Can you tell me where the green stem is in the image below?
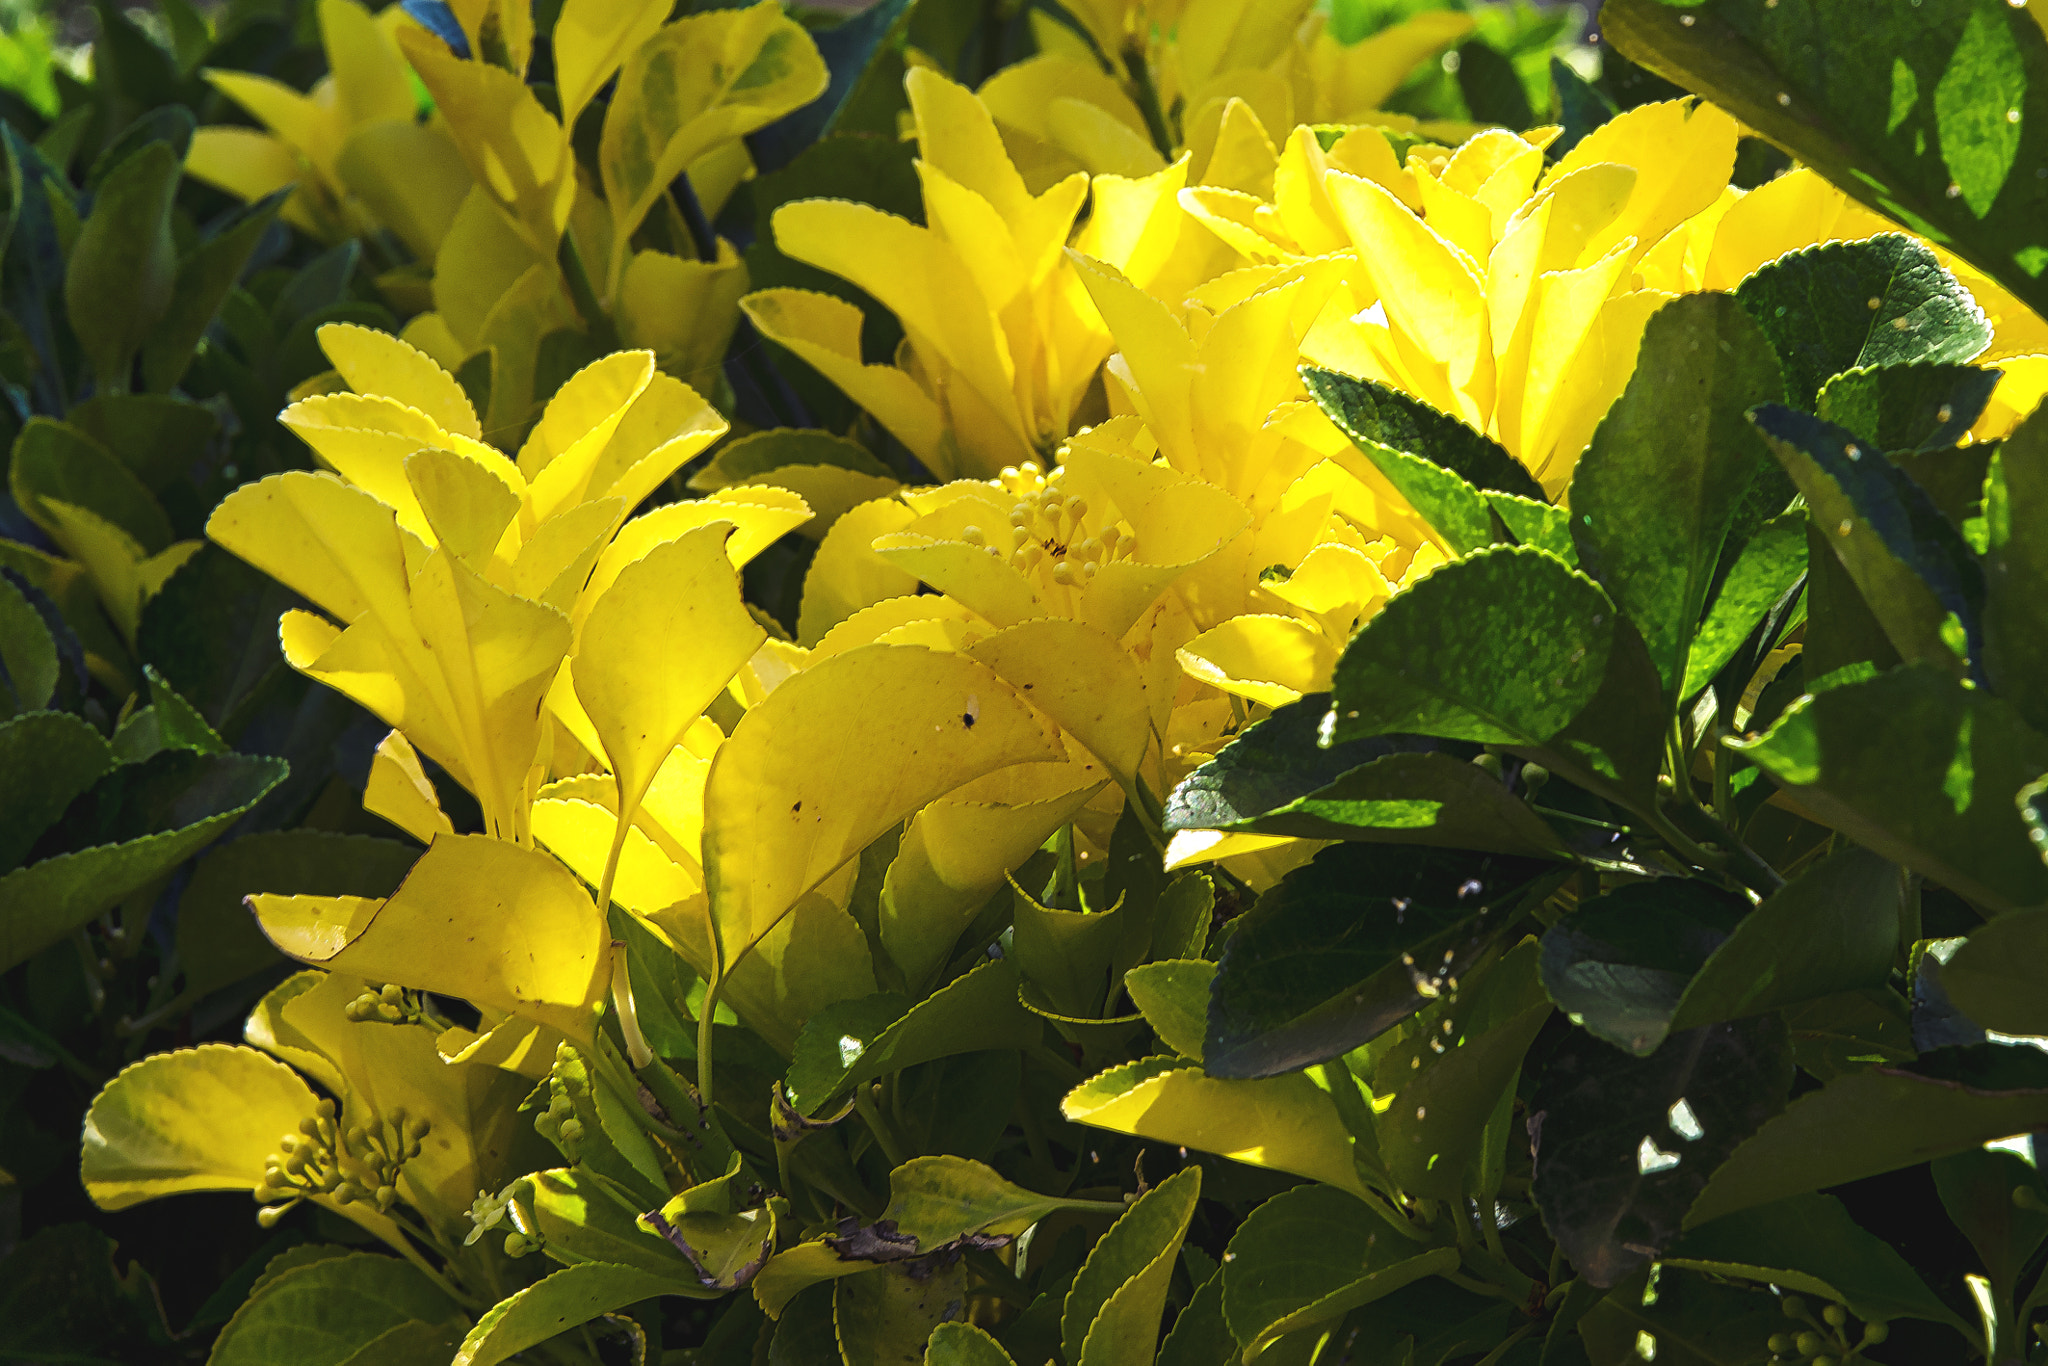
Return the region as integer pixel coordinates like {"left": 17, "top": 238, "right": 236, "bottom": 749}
{"left": 1120, "top": 41, "right": 1176, "bottom": 159}
{"left": 853, "top": 1085, "right": 909, "bottom": 1168}
{"left": 695, "top": 964, "right": 723, "bottom": 1112}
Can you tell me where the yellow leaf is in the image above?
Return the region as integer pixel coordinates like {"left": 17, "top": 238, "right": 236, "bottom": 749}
{"left": 515, "top": 350, "right": 656, "bottom": 484}
{"left": 881, "top": 760, "right": 1107, "bottom": 989}
{"left": 1063, "top": 1057, "right": 1371, "bottom": 1198}
{"left": 364, "top": 729, "right": 454, "bottom": 844}
{"left": 319, "top": 0, "right": 416, "bottom": 129}
{"left": 531, "top": 794, "right": 700, "bottom": 914}
{"left": 552, "top": 0, "right": 669, "bottom": 133}
{"left": 399, "top": 27, "right": 572, "bottom": 246}
{"left": 795, "top": 496, "right": 919, "bottom": 646}
{"left": 335, "top": 119, "right": 475, "bottom": 261}
{"left": 575, "top": 525, "right": 766, "bottom": 824}
{"left": 599, "top": 1, "right": 827, "bottom": 288}
{"left": 507, "top": 498, "right": 620, "bottom": 612}
{"left": 83, "top": 1044, "right": 321, "bottom": 1209}
{"left": 404, "top": 447, "right": 521, "bottom": 569}
{"left": 184, "top": 127, "right": 302, "bottom": 206}
{"left": 320, "top": 322, "right": 482, "bottom": 441}
{"left": 1177, "top": 614, "right": 1333, "bottom": 708}
{"left": 965, "top": 618, "right": 1151, "bottom": 789}
{"left": 652, "top": 891, "right": 875, "bottom": 1055}
{"left": 616, "top": 244, "right": 750, "bottom": 396}
{"left": 207, "top": 470, "right": 420, "bottom": 631}
{"left": 250, "top": 834, "right": 608, "bottom": 1043}
{"left": 703, "top": 645, "right": 1061, "bottom": 971}
{"left": 579, "top": 490, "right": 810, "bottom": 632}
{"left": 739, "top": 290, "right": 947, "bottom": 471}
{"left": 576, "top": 371, "right": 730, "bottom": 518}
{"left": 204, "top": 70, "right": 337, "bottom": 177}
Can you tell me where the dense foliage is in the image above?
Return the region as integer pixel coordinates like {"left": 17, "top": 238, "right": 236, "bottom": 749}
{"left": 5, "top": 0, "right": 2048, "bottom": 1363}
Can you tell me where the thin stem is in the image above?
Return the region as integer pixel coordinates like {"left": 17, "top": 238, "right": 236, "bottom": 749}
{"left": 695, "top": 963, "right": 723, "bottom": 1111}
{"left": 1439, "top": 1268, "right": 1520, "bottom": 1303}
{"left": 853, "top": 1085, "right": 909, "bottom": 1168}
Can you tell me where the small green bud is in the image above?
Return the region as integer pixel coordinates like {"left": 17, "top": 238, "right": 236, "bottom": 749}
{"left": 1471, "top": 753, "right": 1505, "bottom": 781}
{"left": 1861, "top": 1322, "right": 1889, "bottom": 1345}
{"left": 316, "top": 1098, "right": 336, "bottom": 1119}
{"left": 1766, "top": 1334, "right": 1790, "bottom": 1353}
{"left": 1812, "top": 1356, "right": 1836, "bottom": 1366}
{"left": 335, "top": 1181, "right": 363, "bottom": 1205}
{"left": 256, "top": 1202, "right": 294, "bottom": 1229}
{"left": 1781, "top": 1297, "right": 1807, "bottom": 1319}
{"left": 1794, "top": 1332, "right": 1822, "bottom": 1355}
{"left": 1822, "top": 1305, "right": 1846, "bottom": 1328}
{"left": 558, "top": 1117, "right": 584, "bottom": 1145}
{"left": 1520, "top": 763, "right": 1550, "bottom": 797}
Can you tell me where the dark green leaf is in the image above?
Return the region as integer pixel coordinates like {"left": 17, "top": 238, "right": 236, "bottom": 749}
{"left": 65, "top": 140, "right": 180, "bottom": 389}
{"left": 1458, "top": 40, "right": 1536, "bottom": 129}
{"left": 1816, "top": 363, "right": 2000, "bottom": 455}
{"left": 1670, "top": 847, "right": 1905, "bottom": 1032}
{"left": 1983, "top": 405, "right": 2048, "bottom": 731}
{"left": 1666, "top": 1194, "right": 1967, "bottom": 1327}
{"left": 1800, "top": 518, "right": 1901, "bottom": 680}
{"left": 1933, "top": 1147, "right": 2048, "bottom": 1314}
{"left": 1374, "top": 941, "right": 1553, "bottom": 1198}
{"left": 1548, "top": 54, "right": 1617, "bottom": 162}
{"left": 1570, "top": 293, "right": 1786, "bottom": 696}
{"left": 1753, "top": 404, "right": 1984, "bottom": 676}
{"left": 10, "top": 417, "right": 175, "bottom": 554}
{"left": 784, "top": 959, "right": 1038, "bottom": 1115}
{"left": 0, "top": 1223, "right": 165, "bottom": 1359}
{"left": 65, "top": 394, "right": 219, "bottom": 497}
{"left": 1205, "top": 842, "right": 1556, "bottom": 1078}
{"left": 1738, "top": 235, "right": 1992, "bottom": 409}
{"left": 1686, "top": 512, "right": 1806, "bottom": 705}
{"left": 135, "top": 544, "right": 295, "bottom": 733}
{"left": 1329, "top": 545, "right": 1664, "bottom": 795}
{"left": 1059, "top": 1166, "right": 1200, "bottom": 1366}
{"left": 83, "top": 105, "right": 195, "bottom": 192}
{"left": 0, "top": 570, "right": 60, "bottom": 717}
{"left": 176, "top": 831, "right": 419, "bottom": 1000}
{"left": 209, "top": 1252, "right": 462, "bottom": 1366}
{"left": 143, "top": 188, "right": 287, "bottom": 394}
{"left": 1529, "top": 1015, "right": 1793, "bottom": 1286}
{"left": 1155, "top": 1269, "right": 1230, "bottom": 1366}
{"left": 1687, "top": 1044, "right": 2048, "bottom": 1227}
{"left": 1220, "top": 1185, "right": 1451, "bottom": 1354}
{"left": 1604, "top": 0, "right": 2048, "bottom": 322}
{"left": 0, "top": 750, "right": 285, "bottom": 971}
{"left": 1730, "top": 663, "right": 2048, "bottom": 912}
{"left": 0, "top": 710, "right": 114, "bottom": 871}
{"left": 1574, "top": 1265, "right": 1786, "bottom": 1366}
{"left": 1487, "top": 491, "right": 1578, "bottom": 562}
{"left": 1941, "top": 907, "right": 2048, "bottom": 1035}
{"left": 1303, "top": 368, "right": 1545, "bottom": 554}
{"left": 1539, "top": 881, "right": 1748, "bottom": 1056}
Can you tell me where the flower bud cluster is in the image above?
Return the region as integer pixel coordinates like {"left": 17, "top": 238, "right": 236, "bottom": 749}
{"left": 466, "top": 1179, "right": 542, "bottom": 1257}
{"left": 979, "top": 460, "right": 1136, "bottom": 598}
{"left": 255, "top": 1097, "right": 429, "bottom": 1225}
{"left": 534, "top": 1085, "right": 585, "bottom": 1160}
{"left": 344, "top": 982, "right": 427, "bottom": 1025}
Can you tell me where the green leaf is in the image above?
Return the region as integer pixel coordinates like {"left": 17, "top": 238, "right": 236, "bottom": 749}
{"left": 529, "top": 1167, "right": 704, "bottom": 1279}
{"left": 65, "top": 140, "right": 180, "bottom": 390}
{"left": 1933, "top": 1147, "right": 2048, "bottom": 1322}
{"left": 1012, "top": 882, "right": 1131, "bottom": 1023}
{"left": 1938, "top": 907, "right": 2048, "bottom": 1034}
{"left": 1062, "top": 1058, "right": 1371, "bottom": 1197}
{"left": 0, "top": 571, "right": 60, "bottom": 715}
{"left": 1983, "top": 405, "right": 2048, "bottom": 732}
{"left": 1752, "top": 404, "right": 1984, "bottom": 676}
{"left": 0, "top": 1223, "right": 167, "bottom": 1360}
{"left": 80, "top": 1043, "right": 320, "bottom": 1209}
{"left": 455, "top": 1263, "right": 691, "bottom": 1366}
{"left": 176, "top": 831, "right": 420, "bottom": 1003}
{"left": 836, "top": 1262, "right": 967, "bottom": 1366}
{"left": 1329, "top": 546, "right": 1664, "bottom": 794}
{"left": 0, "top": 750, "right": 286, "bottom": 971}
{"left": 1124, "top": 959, "right": 1213, "bottom": 1061}
{"left": 1374, "top": 941, "right": 1553, "bottom": 1199}
{"left": 1155, "top": 1268, "right": 1230, "bottom": 1366}
{"left": 208, "top": 1252, "right": 462, "bottom": 1366}
{"left": 1669, "top": 848, "right": 1906, "bottom": 1032}
{"left": 1487, "top": 490, "right": 1579, "bottom": 562}
{"left": 1221, "top": 1184, "right": 1454, "bottom": 1356}
{"left": 1164, "top": 695, "right": 1565, "bottom": 856}
{"left": 1061, "top": 1166, "right": 1200, "bottom": 1366}
{"left": 873, "top": 1155, "right": 1116, "bottom": 1247}
{"left": 925, "top": 1322, "right": 1019, "bottom": 1366}
{"left": 1529, "top": 1016, "right": 1794, "bottom": 1287}
{"left": 1569, "top": 294, "right": 1787, "bottom": 697}
{"left": 1687, "top": 1044, "right": 2048, "bottom": 1227}
{"left": 1682, "top": 512, "right": 1807, "bottom": 703}
{"left": 10, "top": 417, "right": 175, "bottom": 554}
{"left": 691, "top": 428, "right": 896, "bottom": 490}
{"left": 1816, "top": 363, "right": 2000, "bottom": 456}
{"left": 335, "top": 1320, "right": 468, "bottom": 1366}
{"left": 1666, "top": 1194, "right": 1968, "bottom": 1327}
{"left": 1303, "top": 368, "right": 1544, "bottom": 554}
{"left": 1729, "top": 663, "right": 2048, "bottom": 912}
{"left": 0, "top": 709, "right": 113, "bottom": 870}
{"left": 784, "top": 959, "right": 1039, "bottom": 1115}
{"left": 1603, "top": 0, "right": 2048, "bottom": 322}
{"left": 1734, "top": 235, "right": 1992, "bottom": 410}
{"left": 135, "top": 545, "right": 296, "bottom": 732}
{"left": 64, "top": 394, "right": 219, "bottom": 497}
{"left": 1575, "top": 1265, "right": 1789, "bottom": 1366}
{"left": 144, "top": 189, "right": 286, "bottom": 394}
{"left": 1540, "top": 880, "right": 1749, "bottom": 1057}
{"left": 1206, "top": 842, "right": 1558, "bottom": 1078}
